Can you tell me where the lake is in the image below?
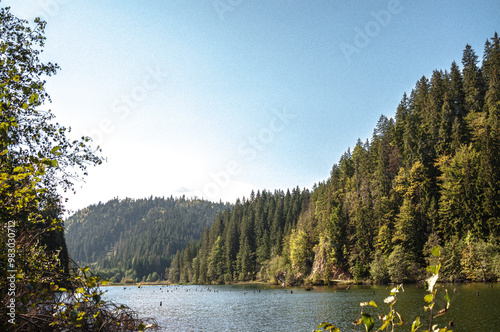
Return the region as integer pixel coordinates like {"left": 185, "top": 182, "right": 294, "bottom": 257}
{"left": 102, "top": 283, "right": 500, "bottom": 331}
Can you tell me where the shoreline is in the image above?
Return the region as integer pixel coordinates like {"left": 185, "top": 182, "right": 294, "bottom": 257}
{"left": 100, "top": 279, "right": 497, "bottom": 288}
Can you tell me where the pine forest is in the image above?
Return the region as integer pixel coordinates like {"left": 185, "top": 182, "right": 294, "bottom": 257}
{"left": 165, "top": 33, "right": 500, "bottom": 285}
{"left": 65, "top": 33, "right": 500, "bottom": 286}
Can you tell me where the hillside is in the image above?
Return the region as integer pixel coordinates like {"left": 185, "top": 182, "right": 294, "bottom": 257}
{"left": 65, "top": 196, "right": 229, "bottom": 281}
{"left": 170, "top": 33, "right": 500, "bottom": 285}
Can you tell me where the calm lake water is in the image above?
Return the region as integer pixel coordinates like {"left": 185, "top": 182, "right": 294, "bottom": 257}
{"left": 102, "top": 283, "right": 500, "bottom": 331}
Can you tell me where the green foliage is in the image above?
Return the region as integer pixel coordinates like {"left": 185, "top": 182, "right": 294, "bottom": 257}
{"left": 301, "top": 33, "right": 500, "bottom": 285}
{"left": 0, "top": 6, "right": 154, "bottom": 330}
{"left": 63, "top": 32, "right": 500, "bottom": 289}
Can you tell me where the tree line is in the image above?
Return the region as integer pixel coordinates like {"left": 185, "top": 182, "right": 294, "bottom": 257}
{"left": 168, "top": 33, "right": 500, "bottom": 285}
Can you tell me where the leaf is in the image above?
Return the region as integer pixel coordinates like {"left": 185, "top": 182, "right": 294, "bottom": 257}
{"left": 444, "top": 289, "right": 450, "bottom": 303}
{"left": 50, "top": 146, "right": 61, "bottom": 154}
{"left": 360, "top": 300, "right": 378, "bottom": 308}
{"left": 378, "top": 321, "right": 390, "bottom": 331}
{"left": 431, "top": 246, "right": 441, "bottom": 257}
{"left": 29, "top": 92, "right": 39, "bottom": 103}
{"left": 424, "top": 294, "right": 433, "bottom": 303}
{"left": 317, "top": 322, "right": 339, "bottom": 331}
{"left": 426, "top": 265, "right": 438, "bottom": 275}
{"left": 395, "top": 312, "right": 404, "bottom": 326}
{"left": 43, "top": 159, "right": 59, "bottom": 167}
{"left": 75, "top": 287, "right": 85, "bottom": 294}
{"left": 411, "top": 317, "right": 421, "bottom": 332}
{"left": 362, "top": 313, "right": 375, "bottom": 332}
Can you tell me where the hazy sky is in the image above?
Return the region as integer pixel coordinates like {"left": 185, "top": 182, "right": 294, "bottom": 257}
{"left": 3, "top": 0, "right": 499, "bottom": 214}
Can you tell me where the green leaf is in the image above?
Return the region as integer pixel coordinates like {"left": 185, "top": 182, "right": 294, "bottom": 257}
{"left": 43, "top": 159, "right": 59, "bottom": 167}
{"left": 50, "top": 146, "right": 61, "bottom": 154}
{"left": 411, "top": 316, "right": 421, "bottom": 332}
{"left": 431, "top": 246, "right": 441, "bottom": 257}
{"left": 362, "top": 313, "right": 375, "bottom": 332}
{"left": 360, "top": 300, "right": 378, "bottom": 308}
{"left": 75, "top": 287, "right": 85, "bottom": 294}
{"left": 426, "top": 265, "right": 438, "bottom": 275}
{"left": 424, "top": 294, "right": 433, "bottom": 303}
{"left": 29, "top": 92, "right": 39, "bottom": 103}
{"left": 317, "top": 322, "right": 339, "bottom": 331}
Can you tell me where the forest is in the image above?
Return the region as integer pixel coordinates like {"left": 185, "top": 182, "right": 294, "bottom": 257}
{"left": 167, "top": 32, "right": 500, "bottom": 285}
{"left": 64, "top": 196, "right": 229, "bottom": 282}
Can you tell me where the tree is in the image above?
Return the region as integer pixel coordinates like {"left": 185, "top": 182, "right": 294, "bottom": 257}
{"left": 207, "top": 236, "right": 224, "bottom": 283}
{"left": 392, "top": 162, "right": 427, "bottom": 261}
{"left": 462, "top": 44, "right": 485, "bottom": 114}
{"left": 437, "top": 145, "right": 482, "bottom": 238}
{"left": 289, "top": 229, "right": 309, "bottom": 274}
{"left": 0, "top": 6, "right": 156, "bottom": 331}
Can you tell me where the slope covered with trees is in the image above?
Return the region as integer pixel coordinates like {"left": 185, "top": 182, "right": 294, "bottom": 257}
{"left": 166, "top": 188, "right": 310, "bottom": 284}
{"left": 64, "top": 196, "right": 229, "bottom": 282}
{"left": 170, "top": 33, "right": 500, "bottom": 285}
{"left": 167, "top": 188, "right": 310, "bottom": 284}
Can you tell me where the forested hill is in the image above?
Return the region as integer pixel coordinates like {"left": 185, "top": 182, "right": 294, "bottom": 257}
{"left": 169, "top": 33, "right": 500, "bottom": 285}
{"left": 64, "top": 196, "right": 229, "bottom": 282}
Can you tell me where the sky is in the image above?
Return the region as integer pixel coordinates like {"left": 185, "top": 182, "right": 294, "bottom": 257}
{"left": 3, "top": 0, "right": 499, "bottom": 215}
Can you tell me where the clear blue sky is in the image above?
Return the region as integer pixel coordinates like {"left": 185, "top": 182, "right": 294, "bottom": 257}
{"left": 3, "top": 0, "right": 499, "bottom": 214}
